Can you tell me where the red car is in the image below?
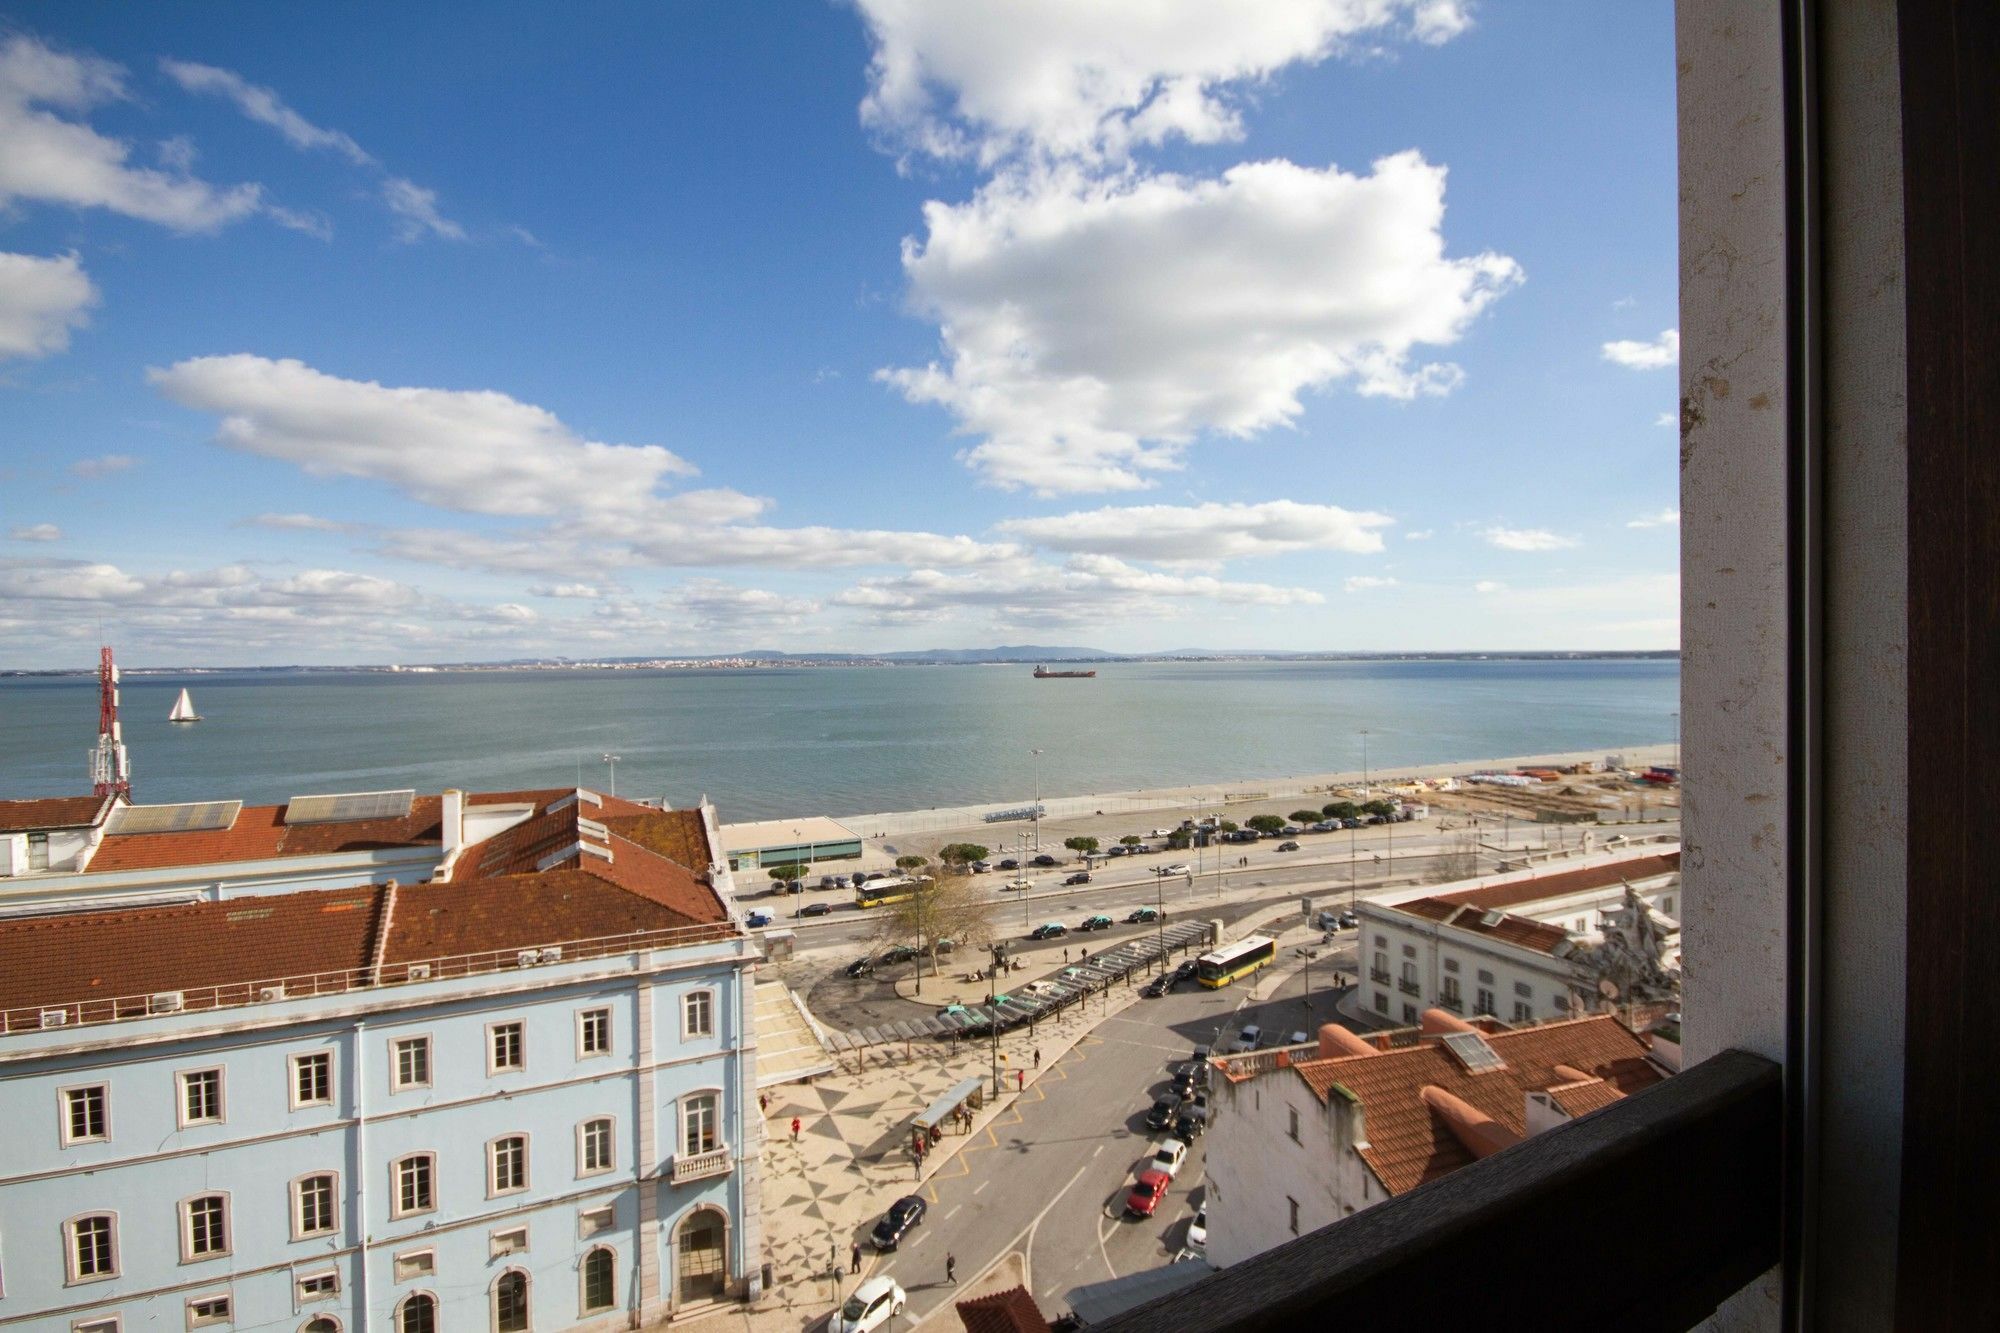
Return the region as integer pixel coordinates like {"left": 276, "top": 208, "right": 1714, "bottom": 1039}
{"left": 1125, "top": 1169, "right": 1171, "bottom": 1218}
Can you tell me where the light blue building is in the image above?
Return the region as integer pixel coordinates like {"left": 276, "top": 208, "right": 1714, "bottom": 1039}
{"left": 0, "top": 788, "right": 764, "bottom": 1332}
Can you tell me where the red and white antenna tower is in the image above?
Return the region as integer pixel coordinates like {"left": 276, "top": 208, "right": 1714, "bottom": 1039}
{"left": 91, "top": 646, "right": 131, "bottom": 799}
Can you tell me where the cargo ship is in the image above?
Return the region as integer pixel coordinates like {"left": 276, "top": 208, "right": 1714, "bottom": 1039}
{"left": 1032, "top": 666, "right": 1096, "bottom": 678}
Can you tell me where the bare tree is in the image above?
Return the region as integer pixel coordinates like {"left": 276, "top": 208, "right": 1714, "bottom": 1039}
{"left": 877, "top": 869, "right": 996, "bottom": 996}
{"left": 1429, "top": 830, "right": 1481, "bottom": 884}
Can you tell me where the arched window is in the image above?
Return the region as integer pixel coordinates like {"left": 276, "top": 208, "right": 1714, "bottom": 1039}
{"left": 397, "top": 1293, "right": 435, "bottom": 1333}
{"left": 493, "top": 1268, "right": 530, "bottom": 1332}
{"left": 581, "top": 1246, "right": 616, "bottom": 1313}
{"left": 303, "top": 1318, "right": 341, "bottom": 1333}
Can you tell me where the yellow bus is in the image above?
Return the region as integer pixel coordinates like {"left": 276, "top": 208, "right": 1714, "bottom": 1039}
{"left": 854, "top": 875, "right": 934, "bottom": 908}
{"left": 1196, "top": 935, "right": 1276, "bottom": 988}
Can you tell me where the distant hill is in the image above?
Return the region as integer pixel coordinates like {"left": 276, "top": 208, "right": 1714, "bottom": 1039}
{"left": 875, "top": 645, "right": 1110, "bottom": 663}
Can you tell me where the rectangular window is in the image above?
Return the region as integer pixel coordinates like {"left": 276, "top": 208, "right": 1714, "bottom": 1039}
{"left": 187, "top": 1295, "right": 231, "bottom": 1328}
{"left": 578, "top": 1205, "right": 616, "bottom": 1238}
{"left": 179, "top": 1070, "right": 224, "bottom": 1126}
{"left": 62, "top": 1085, "right": 108, "bottom": 1144}
{"left": 294, "top": 1174, "right": 337, "bottom": 1237}
{"left": 490, "top": 1227, "right": 528, "bottom": 1258}
{"left": 1662, "top": 894, "right": 1676, "bottom": 915}
{"left": 1373, "top": 934, "right": 1386, "bottom": 948}
{"left": 489, "top": 1021, "right": 525, "bottom": 1074}
{"left": 183, "top": 1195, "right": 229, "bottom": 1258}
{"left": 682, "top": 1092, "right": 718, "bottom": 1155}
{"left": 394, "top": 1155, "right": 434, "bottom": 1217}
{"left": 392, "top": 1037, "right": 430, "bottom": 1090}
{"left": 1442, "top": 957, "right": 1460, "bottom": 974}
{"left": 75, "top": 1321, "right": 119, "bottom": 1333}
{"left": 1374, "top": 990, "right": 1389, "bottom": 1013}
{"left": 1477, "top": 968, "right": 1495, "bottom": 985}
{"left": 1514, "top": 980, "right": 1533, "bottom": 997}
{"left": 1476, "top": 987, "right": 1496, "bottom": 1016}
{"left": 490, "top": 1135, "right": 527, "bottom": 1195}
{"left": 1287, "top": 1196, "right": 1300, "bottom": 1235}
{"left": 1286, "top": 1105, "right": 1300, "bottom": 1142}
{"left": 67, "top": 1215, "right": 116, "bottom": 1281}
{"left": 1402, "top": 1003, "right": 1418, "bottom": 1025}
{"left": 1400, "top": 961, "right": 1416, "bottom": 983}
{"left": 578, "top": 1007, "right": 611, "bottom": 1057}
{"left": 580, "top": 1118, "right": 614, "bottom": 1175}
{"left": 26, "top": 832, "right": 49, "bottom": 870}
{"left": 1400, "top": 943, "right": 1416, "bottom": 958}
{"left": 297, "top": 1271, "right": 340, "bottom": 1301}
{"left": 1441, "top": 977, "right": 1462, "bottom": 1004}
{"left": 1512, "top": 1001, "right": 1533, "bottom": 1022}
{"left": 292, "top": 1052, "right": 333, "bottom": 1108}
{"left": 393, "top": 1250, "right": 434, "bottom": 1281}
{"left": 682, "top": 990, "right": 715, "bottom": 1039}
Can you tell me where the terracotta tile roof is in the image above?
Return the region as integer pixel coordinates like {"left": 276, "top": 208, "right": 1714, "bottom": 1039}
{"left": 1548, "top": 1077, "right": 1626, "bottom": 1118}
{"left": 1432, "top": 852, "right": 1681, "bottom": 911}
{"left": 955, "top": 1286, "right": 1053, "bottom": 1333}
{"left": 0, "top": 795, "right": 114, "bottom": 832}
{"left": 1292, "top": 1015, "right": 1663, "bottom": 1196}
{"left": 1392, "top": 898, "right": 1575, "bottom": 956}
{"left": 598, "top": 805, "right": 712, "bottom": 871}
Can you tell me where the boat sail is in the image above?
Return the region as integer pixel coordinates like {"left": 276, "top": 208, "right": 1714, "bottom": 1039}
{"left": 168, "top": 688, "right": 202, "bottom": 723}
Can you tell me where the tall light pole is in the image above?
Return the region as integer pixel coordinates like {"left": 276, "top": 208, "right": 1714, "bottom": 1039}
{"left": 1031, "top": 748, "right": 1044, "bottom": 852}
{"left": 1359, "top": 729, "right": 1371, "bottom": 798}
{"left": 601, "top": 753, "right": 621, "bottom": 797}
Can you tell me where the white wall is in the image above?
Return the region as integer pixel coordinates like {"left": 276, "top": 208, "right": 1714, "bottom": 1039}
{"left": 1204, "top": 1066, "right": 1379, "bottom": 1268}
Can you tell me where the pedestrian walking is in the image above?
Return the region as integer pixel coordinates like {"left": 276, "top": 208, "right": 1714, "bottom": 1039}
{"left": 1063, "top": 948, "right": 1069, "bottom": 962}
{"left": 1016, "top": 1069, "right": 1024, "bottom": 1091}
{"left": 790, "top": 1116, "right": 801, "bottom": 1143}
{"left": 759, "top": 1091, "right": 768, "bottom": 1114}
{"left": 1034, "top": 1047, "right": 1041, "bottom": 1068}
{"left": 850, "top": 1242, "right": 862, "bottom": 1274}
{"left": 946, "top": 1252, "right": 957, "bottom": 1284}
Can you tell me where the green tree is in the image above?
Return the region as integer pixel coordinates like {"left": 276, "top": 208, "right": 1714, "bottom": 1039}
{"left": 1120, "top": 834, "right": 1142, "bottom": 847}
{"left": 765, "top": 863, "right": 805, "bottom": 883}
{"left": 1290, "top": 810, "right": 1323, "bottom": 825}
{"left": 937, "top": 843, "right": 989, "bottom": 867}
{"left": 1322, "top": 801, "right": 1359, "bottom": 820}
{"left": 1218, "top": 820, "right": 1239, "bottom": 833}
{"left": 1165, "top": 828, "right": 1193, "bottom": 850}
{"left": 895, "top": 854, "right": 930, "bottom": 873}
{"left": 1247, "top": 815, "right": 1285, "bottom": 835}
{"left": 1362, "top": 799, "right": 1397, "bottom": 818}
{"left": 1063, "top": 835, "right": 1100, "bottom": 855}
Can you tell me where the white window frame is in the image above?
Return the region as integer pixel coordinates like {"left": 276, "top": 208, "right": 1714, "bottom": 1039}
{"left": 291, "top": 1171, "right": 340, "bottom": 1240}
{"left": 177, "top": 1068, "right": 226, "bottom": 1128}
{"left": 63, "top": 1212, "right": 119, "bottom": 1284}
{"left": 577, "top": 1007, "right": 612, "bottom": 1058}
{"left": 391, "top": 1154, "right": 436, "bottom": 1219}
{"left": 678, "top": 1089, "right": 721, "bottom": 1157}
{"left": 392, "top": 1249, "right": 435, "bottom": 1282}
{"left": 60, "top": 1083, "right": 110, "bottom": 1146}
{"left": 185, "top": 1293, "right": 232, "bottom": 1328}
{"left": 390, "top": 1035, "right": 432, "bottom": 1092}
{"left": 179, "top": 1191, "right": 232, "bottom": 1262}
{"left": 579, "top": 1245, "right": 617, "bottom": 1314}
{"left": 393, "top": 1292, "right": 437, "bottom": 1333}
{"left": 577, "top": 1116, "right": 616, "bottom": 1177}
{"left": 290, "top": 1052, "right": 334, "bottom": 1110}
{"left": 487, "top": 1020, "right": 526, "bottom": 1076}
{"left": 491, "top": 1267, "right": 532, "bottom": 1333}
{"left": 299, "top": 1317, "right": 343, "bottom": 1333}
{"left": 487, "top": 1133, "right": 529, "bottom": 1197}
{"left": 681, "top": 989, "right": 715, "bottom": 1040}
{"left": 296, "top": 1269, "right": 341, "bottom": 1303}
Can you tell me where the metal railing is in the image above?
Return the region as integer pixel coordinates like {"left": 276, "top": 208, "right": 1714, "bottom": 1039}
{"left": 669, "top": 1144, "right": 732, "bottom": 1184}
{"left": 1438, "top": 995, "right": 1464, "bottom": 1013}
{"left": 3, "top": 919, "right": 740, "bottom": 1037}
{"left": 1369, "top": 968, "right": 1392, "bottom": 984}
{"left": 1398, "top": 978, "right": 1421, "bottom": 995}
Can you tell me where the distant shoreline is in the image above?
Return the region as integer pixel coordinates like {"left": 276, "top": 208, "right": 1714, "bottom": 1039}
{"left": 1, "top": 650, "right": 1680, "bottom": 679}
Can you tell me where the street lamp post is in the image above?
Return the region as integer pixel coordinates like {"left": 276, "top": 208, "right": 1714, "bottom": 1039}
{"left": 601, "top": 753, "right": 621, "bottom": 797}
{"left": 1297, "top": 946, "right": 1313, "bottom": 1011}
{"left": 1031, "top": 748, "right": 1044, "bottom": 853}
{"left": 1359, "top": 729, "right": 1371, "bottom": 798}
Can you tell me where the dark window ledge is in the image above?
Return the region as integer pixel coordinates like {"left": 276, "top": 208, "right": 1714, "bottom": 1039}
{"left": 1091, "top": 1048, "right": 1779, "bottom": 1333}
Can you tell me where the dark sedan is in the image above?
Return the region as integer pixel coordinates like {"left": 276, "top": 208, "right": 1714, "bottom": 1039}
{"left": 1146, "top": 1094, "right": 1183, "bottom": 1130}
{"left": 1032, "top": 853, "right": 1059, "bottom": 867}
{"left": 1064, "top": 871, "right": 1093, "bottom": 886}
{"left": 799, "top": 901, "right": 834, "bottom": 918}
{"left": 870, "top": 1195, "right": 927, "bottom": 1250}
{"left": 996, "top": 858, "right": 1020, "bottom": 870}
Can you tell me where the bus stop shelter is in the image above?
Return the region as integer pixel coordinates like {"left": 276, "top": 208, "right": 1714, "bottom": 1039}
{"left": 910, "top": 1075, "right": 986, "bottom": 1153}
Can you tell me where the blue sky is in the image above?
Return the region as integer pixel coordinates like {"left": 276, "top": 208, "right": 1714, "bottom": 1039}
{"left": 0, "top": 1, "right": 1678, "bottom": 667}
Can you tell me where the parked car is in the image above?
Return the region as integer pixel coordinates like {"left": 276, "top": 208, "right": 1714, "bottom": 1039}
{"left": 1133, "top": 843, "right": 1156, "bottom": 854}
{"left": 1173, "top": 959, "right": 1199, "bottom": 982}
{"left": 869, "top": 1196, "right": 927, "bottom": 1250}
{"left": 1288, "top": 1030, "right": 1311, "bottom": 1045}
{"left": 1106, "top": 845, "right": 1129, "bottom": 857}
{"left": 831, "top": 873, "right": 853, "bottom": 888}
{"left": 1338, "top": 910, "right": 1359, "bottom": 929}
{"left": 1125, "top": 1170, "right": 1171, "bottom": 1218}
{"left": 845, "top": 957, "right": 874, "bottom": 978}
{"left": 1139, "top": 976, "right": 1168, "bottom": 998}
{"left": 1078, "top": 914, "right": 1113, "bottom": 931}
{"left": 1161, "top": 862, "right": 1191, "bottom": 875}
{"left": 1032, "top": 853, "right": 1059, "bottom": 867}
{"left": 1232, "top": 1024, "right": 1262, "bottom": 1052}
{"left": 745, "top": 910, "right": 773, "bottom": 927}
{"left": 1146, "top": 1093, "right": 1183, "bottom": 1130}
{"left": 1003, "top": 877, "right": 1033, "bottom": 891}
{"left": 1310, "top": 821, "right": 1338, "bottom": 832}
{"left": 1186, "top": 1207, "right": 1208, "bottom": 1254}
{"left": 830, "top": 1276, "right": 907, "bottom": 1333}
{"left": 1172, "top": 1109, "right": 1206, "bottom": 1142}
{"left": 1150, "top": 827, "right": 1175, "bottom": 837}
{"left": 1126, "top": 906, "right": 1162, "bottom": 924}
{"left": 799, "top": 901, "right": 834, "bottom": 918}
{"left": 1065, "top": 871, "right": 1093, "bottom": 886}
{"left": 1282, "top": 825, "right": 1304, "bottom": 836}
{"left": 1029, "top": 922, "right": 1069, "bottom": 940}
{"left": 1149, "top": 1138, "right": 1189, "bottom": 1178}
{"left": 937, "top": 1003, "right": 971, "bottom": 1019}
{"left": 1276, "top": 840, "right": 1301, "bottom": 852}
{"left": 970, "top": 860, "right": 992, "bottom": 873}
{"left": 997, "top": 858, "right": 1020, "bottom": 870}
{"left": 879, "top": 945, "right": 920, "bottom": 964}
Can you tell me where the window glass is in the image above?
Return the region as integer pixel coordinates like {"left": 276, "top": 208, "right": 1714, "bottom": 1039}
{"left": 683, "top": 1093, "right": 718, "bottom": 1155}
{"left": 64, "top": 1085, "right": 107, "bottom": 1142}
{"left": 683, "top": 991, "right": 714, "bottom": 1038}
{"left": 491, "top": 1136, "right": 527, "bottom": 1193}
{"left": 186, "top": 1194, "right": 228, "bottom": 1256}
{"left": 297, "top": 1174, "right": 337, "bottom": 1235}
{"left": 491, "top": 1022, "right": 524, "bottom": 1072}
{"left": 583, "top": 1248, "right": 615, "bottom": 1311}
{"left": 182, "top": 1069, "right": 224, "bottom": 1124}
{"left": 294, "top": 1052, "right": 333, "bottom": 1105}
{"left": 398, "top": 1294, "right": 435, "bottom": 1333}
{"left": 582, "top": 1118, "right": 613, "bottom": 1173}
{"left": 70, "top": 1214, "right": 115, "bottom": 1278}
{"left": 495, "top": 1271, "right": 529, "bottom": 1332}
{"left": 579, "top": 1008, "right": 611, "bottom": 1055}
{"left": 396, "top": 1156, "right": 434, "bottom": 1214}
{"left": 393, "top": 1037, "right": 430, "bottom": 1089}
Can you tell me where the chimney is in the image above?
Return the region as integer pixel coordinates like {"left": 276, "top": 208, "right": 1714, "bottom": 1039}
{"left": 1318, "top": 1023, "right": 1380, "bottom": 1059}
{"left": 1421, "top": 1085, "right": 1523, "bottom": 1160}
{"left": 1420, "top": 1007, "right": 1478, "bottom": 1037}
{"left": 441, "top": 789, "right": 464, "bottom": 856}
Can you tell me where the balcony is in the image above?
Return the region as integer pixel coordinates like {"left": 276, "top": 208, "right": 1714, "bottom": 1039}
{"left": 1397, "top": 978, "right": 1420, "bottom": 996}
{"left": 668, "top": 1144, "right": 732, "bottom": 1185}
{"left": 1368, "top": 968, "right": 1391, "bottom": 985}
{"left": 1438, "top": 995, "right": 1464, "bottom": 1014}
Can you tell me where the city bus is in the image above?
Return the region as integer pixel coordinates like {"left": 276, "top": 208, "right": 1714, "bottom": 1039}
{"left": 1195, "top": 934, "right": 1276, "bottom": 988}
{"left": 853, "top": 875, "right": 934, "bottom": 908}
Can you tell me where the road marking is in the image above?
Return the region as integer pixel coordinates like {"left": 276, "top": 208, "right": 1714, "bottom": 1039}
{"left": 1092, "top": 1144, "right": 1104, "bottom": 1158}
{"left": 973, "top": 1180, "right": 989, "bottom": 1195}
{"left": 943, "top": 1205, "right": 961, "bottom": 1221}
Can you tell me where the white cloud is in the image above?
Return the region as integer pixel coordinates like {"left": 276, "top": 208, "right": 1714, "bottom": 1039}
{"left": 381, "top": 177, "right": 465, "bottom": 242}
{"left": 72, "top": 453, "right": 136, "bottom": 478}
{"left": 249, "top": 511, "right": 351, "bottom": 532}
{"left": 530, "top": 582, "right": 605, "bottom": 600}
{"left": 1343, "top": 575, "right": 1397, "bottom": 592}
{"left": 1473, "top": 579, "right": 1505, "bottom": 593}
{"left": 885, "top": 154, "right": 1520, "bottom": 493}
{"left": 654, "top": 580, "right": 821, "bottom": 633}
{"left": 150, "top": 355, "right": 697, "bottom": 519}
{"left": 1655, "top": 410, "right": 1676, "bottom": 428}
{"left": 1481, "top": 525, "right": 1577, "bottom": 552}
{"left": 9, "top": 523, "right": 61, "bottom": 541}
{"left": 1602, "top": 328, "right": 1679, "bottom": 370}
{"left": 835, "top": 553, "right": 1321, "bottom": 627}
{"left": 159, "top": 59, "right": 373, "bottom": 165}
{"left": 1404, "top": 528, "right": 1433, "bottom": 540}
{"left": 0, "top": 250, "right": 97, "bottom": 359}
{"left": 1626, "top": 508, "right": 1680, "bottom": 529}
{"left": 998, "top": 500, "right": 1390, "bottom": 562}
{"left": 856, "top": 0, "right": 1472, "bottom": 165}
{"left": 0, "top": 34, "right": 261, "bottom": 231}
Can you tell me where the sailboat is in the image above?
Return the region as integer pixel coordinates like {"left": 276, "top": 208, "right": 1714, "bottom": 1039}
{"left": 168, "top": 688, "right": 202, "bottom": 724}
